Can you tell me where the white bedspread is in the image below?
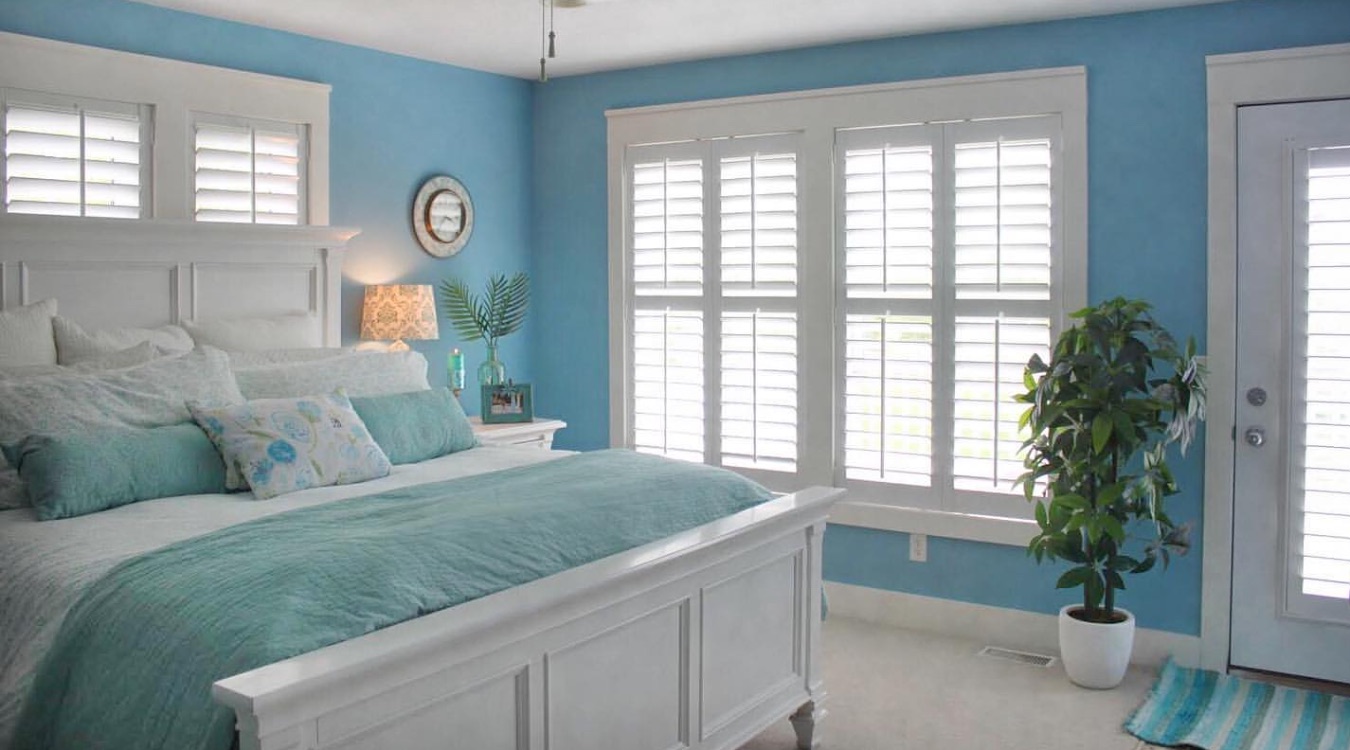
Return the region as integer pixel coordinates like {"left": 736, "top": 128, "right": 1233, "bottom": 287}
{"left": 0, "top": 445, "right": 566, "bottom": 749}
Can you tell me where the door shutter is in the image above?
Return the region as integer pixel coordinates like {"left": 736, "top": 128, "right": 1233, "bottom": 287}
{"left": 1299, "top": 144, "right": 1350, "bottom": 600}
{"left": 3, "top": 97, "right": 145, "bottom": 218}
{"left": 194, "top": 117, "right": 304, "bottom": 224}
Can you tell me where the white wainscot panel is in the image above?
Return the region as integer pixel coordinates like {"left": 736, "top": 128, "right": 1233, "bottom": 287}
{"left": 23, "top": 261, "right": 176, "bottom": 329}
{"left": 701, "top": 553, "right": 800, "bottom": 736}
{"left": 322, "top": 668, "right": 526, "bottom": 750}
{"left": 192, "top": 262, "right": 317, "bottom": 321}
{"left": 547, "top": 600, "right": 687, "bottom": 750}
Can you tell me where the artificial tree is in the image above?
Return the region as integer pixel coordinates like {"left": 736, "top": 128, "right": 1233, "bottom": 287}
{"left": 1015, "top": 297, "right": 1207, "bottom": 624}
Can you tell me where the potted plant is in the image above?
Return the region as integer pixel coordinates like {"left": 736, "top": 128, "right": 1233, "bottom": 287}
{"left": 1016, "top": 298, "right": 1206, "bottom": 689}
{"left": 439, "top": 272, "right": 530, "bottom": 387}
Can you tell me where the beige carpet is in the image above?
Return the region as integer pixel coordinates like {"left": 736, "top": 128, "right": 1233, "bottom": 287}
{"left": 742, "top": 617, "right": 1159, "bottom": 750}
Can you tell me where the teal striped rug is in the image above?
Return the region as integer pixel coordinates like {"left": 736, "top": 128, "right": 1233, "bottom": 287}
{"left": 1127, "top": 659, "right": 1350, "bottom": 749}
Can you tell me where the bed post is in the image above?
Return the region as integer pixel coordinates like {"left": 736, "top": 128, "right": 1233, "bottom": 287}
{"left": 792, "top": 519, "right": 828, "bottom": 749}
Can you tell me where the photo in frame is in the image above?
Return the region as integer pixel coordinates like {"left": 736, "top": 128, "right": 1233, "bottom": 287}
{"left": 480, "top": 383, "right": 533, "bottom": 424}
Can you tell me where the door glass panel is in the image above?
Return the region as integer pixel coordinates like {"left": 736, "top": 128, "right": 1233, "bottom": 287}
{"left": 1297, "top": 144, "right": 1350, "bottom": 605}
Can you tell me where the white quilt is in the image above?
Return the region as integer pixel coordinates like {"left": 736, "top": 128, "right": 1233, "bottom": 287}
{"left": 0, "top": 445, "right": 567, "bottom": 749}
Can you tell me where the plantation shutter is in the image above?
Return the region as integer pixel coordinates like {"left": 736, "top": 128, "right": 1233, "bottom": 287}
{"left": 629, "top": 144, "right": 707, "bottom": 462}
{"left": 718, "top": 137, "right": 799, "bottom": 473}
{"left": 2, "top": 93, "right": 148, "bottom": 218}
{"left": 839, "top": 125, "right": 940, "bottom": 491}
{"left": 837, "top": 116, "right": 1060, "bottom": 514}
{"left": 949, "top": 120, "right": 1057, "bottom": 499}
{"left": 193, "top": 116, "right": 305, "bottom": 224}
{"left": 626, "top": 134, "right": 801, "bottom": 478}
{"left": 1298, "top": 145, "right": 1350, "bottom": 600}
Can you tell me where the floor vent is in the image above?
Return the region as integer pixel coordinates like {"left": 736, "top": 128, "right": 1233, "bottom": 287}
{"left": 977, "top": 646, "right": 1056, "bottom": 668}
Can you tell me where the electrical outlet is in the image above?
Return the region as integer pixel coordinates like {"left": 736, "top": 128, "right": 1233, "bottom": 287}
{"left": 909, "top": 533, "right": 928, "bottom": 562}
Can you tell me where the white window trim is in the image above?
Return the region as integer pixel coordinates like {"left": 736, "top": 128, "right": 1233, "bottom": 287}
{"left": 608, "top": 67, "right": 1087, "bottom": 546}
{"left": 0, "top": 31, "right": 329, "bottom": 223}
{"left": 1202, "top": 42, "right": 1350, "bottom": 674}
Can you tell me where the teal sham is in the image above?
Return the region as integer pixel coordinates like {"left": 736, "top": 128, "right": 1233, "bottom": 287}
{"left": 349, "top": 387, "right": 477, "bottom": 465}
{"left": 10, "top": 424, "right": 228, "bottom": 521}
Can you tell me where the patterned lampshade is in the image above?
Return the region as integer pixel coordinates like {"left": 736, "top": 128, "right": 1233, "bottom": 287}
{"left": 360, "top": 285, "right": 439, "bottom": 347}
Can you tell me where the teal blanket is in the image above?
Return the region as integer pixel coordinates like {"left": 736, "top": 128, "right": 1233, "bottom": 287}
{"left": 14, "top": 450, "right": 772, "bottom": 750}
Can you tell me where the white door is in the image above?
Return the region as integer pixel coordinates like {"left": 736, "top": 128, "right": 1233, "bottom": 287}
{"left": 1232, "top": 99, "right": 1350, "bottom": 683}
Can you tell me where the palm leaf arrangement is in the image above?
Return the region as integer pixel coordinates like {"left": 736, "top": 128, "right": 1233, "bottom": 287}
{"left": 438, "top": 272, "right": 530, "bottom": 346}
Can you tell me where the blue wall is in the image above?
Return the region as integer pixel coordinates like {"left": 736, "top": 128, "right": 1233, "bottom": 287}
{"left": 0, "top": 0, "right": 536, "bottom": 409}
{"left": 532, "top": 0, "right": 1350, "bottom": 635}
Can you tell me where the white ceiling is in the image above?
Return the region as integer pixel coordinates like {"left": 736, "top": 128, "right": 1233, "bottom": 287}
{"left": 133, "top": 0, "right": 1229, "bottom": 80}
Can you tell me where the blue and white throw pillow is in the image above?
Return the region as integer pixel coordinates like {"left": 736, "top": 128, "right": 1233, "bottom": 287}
{"left": 189, "top": 390, "right": 392, "bottom": 500}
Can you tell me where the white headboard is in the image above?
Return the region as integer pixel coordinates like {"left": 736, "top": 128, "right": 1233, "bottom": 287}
{"left": 0, "top": 216, "right": 358, "bottom": 346}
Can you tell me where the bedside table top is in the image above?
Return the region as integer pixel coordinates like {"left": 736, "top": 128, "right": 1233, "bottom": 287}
{"left": 469, "top": 417, "right": 567, "bottom": 439}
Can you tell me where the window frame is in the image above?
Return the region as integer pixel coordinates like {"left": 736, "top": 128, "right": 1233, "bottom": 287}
{"left": 607, "top": 67, "right": 1087, "bottom": 542}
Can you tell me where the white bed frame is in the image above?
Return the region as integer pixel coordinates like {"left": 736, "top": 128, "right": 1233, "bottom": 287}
{"left": 0, "top": 216, "right": 844, "bottom": 750}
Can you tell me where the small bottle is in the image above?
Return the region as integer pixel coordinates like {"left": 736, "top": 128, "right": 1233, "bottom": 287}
{"left": 448, "top": 348, "right": 465, "bottom": 397}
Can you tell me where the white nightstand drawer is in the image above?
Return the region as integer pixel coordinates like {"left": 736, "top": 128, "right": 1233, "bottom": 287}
{"left": 469, "top": 417, "right": 566, "bottom": 450}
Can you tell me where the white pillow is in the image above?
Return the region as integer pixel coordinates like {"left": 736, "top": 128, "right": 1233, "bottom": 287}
{"left": 184, "top": 313, "right": 321, "bottom": 352}
{"left": 227, "top": 347, "right": 352, "bottom": 368}
{"left": 0, "top": 342, "right": 166, "bottom": 382}
{"left": 0, "top": 299, "right": 58, "bottom": 368}
{"left": 233, "top": 351, "right": 430, "bottom": 400}
{"left": 0, "top": 347, "right": 244, "bottom": 452}
{"left": 53, "top": 316, "right": 193, "bottom": 364}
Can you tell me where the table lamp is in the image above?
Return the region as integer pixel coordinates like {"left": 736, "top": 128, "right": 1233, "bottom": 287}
{"left": 360, "top": 284, "right": 439, "bottom": 352}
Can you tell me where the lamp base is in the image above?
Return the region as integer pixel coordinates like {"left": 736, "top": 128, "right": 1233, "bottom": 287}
{"left": 387, "top": 339, "right": 411, "bottom": 352}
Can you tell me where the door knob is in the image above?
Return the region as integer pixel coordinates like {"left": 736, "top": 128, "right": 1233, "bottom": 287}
{"left": 1244, "top": 427, "right": 1266, "bottom": 447}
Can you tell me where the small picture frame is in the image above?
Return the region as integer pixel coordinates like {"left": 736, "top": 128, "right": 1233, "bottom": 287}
{"left": 481, "top": 383, "right": 534, "bottom": 424}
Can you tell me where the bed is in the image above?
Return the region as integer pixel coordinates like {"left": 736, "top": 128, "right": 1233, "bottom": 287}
{"left": 0, "top": 216, "right": 843, "bottom": 750}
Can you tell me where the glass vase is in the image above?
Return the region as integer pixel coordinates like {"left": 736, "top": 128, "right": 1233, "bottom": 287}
{"left": 478, "top": 343, "right": 507, "bottom": 386}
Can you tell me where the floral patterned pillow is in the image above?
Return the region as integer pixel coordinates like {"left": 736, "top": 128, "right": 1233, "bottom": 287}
{"left": 189, "top": 390, "right": 392, "bottom": 500}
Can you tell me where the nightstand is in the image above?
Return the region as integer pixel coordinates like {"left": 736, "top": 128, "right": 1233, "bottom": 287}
{"left": 469, "top": 417, "right": 567, "bottom": 450}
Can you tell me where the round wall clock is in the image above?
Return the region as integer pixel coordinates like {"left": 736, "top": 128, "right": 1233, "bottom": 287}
{"left": 412, "top": 175, "right": 474, "bottom": 258}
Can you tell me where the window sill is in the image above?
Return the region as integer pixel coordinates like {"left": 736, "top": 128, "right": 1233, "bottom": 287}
{"left": 828, "top": 500, "right": 1037, "bottom": 547}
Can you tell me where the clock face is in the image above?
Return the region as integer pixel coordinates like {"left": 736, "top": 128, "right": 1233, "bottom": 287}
{"left": 426, "top": 190, "right": 464, "bottom": 242}
{"left": 412, "top": 176, "right": 474, "bottom": 258}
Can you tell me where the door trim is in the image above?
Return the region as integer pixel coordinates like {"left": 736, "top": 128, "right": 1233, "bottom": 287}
{"left": 1203, "top": 42, "right": 1350, "bottom": 674}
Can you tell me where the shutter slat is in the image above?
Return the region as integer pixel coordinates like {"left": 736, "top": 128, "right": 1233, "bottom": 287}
{"left": 3, "top": 102, "right": 143, "bottom": 218}
{"left": 1300, "top": 147, "right": 1350, "bottom": 599}
{"left": 194, "top": 121, "right": 303, "bottom": 225}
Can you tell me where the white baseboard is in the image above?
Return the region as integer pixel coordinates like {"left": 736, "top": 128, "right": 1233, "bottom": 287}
{"left": 825, "top": 581, "right": 1201, "bottom": 669}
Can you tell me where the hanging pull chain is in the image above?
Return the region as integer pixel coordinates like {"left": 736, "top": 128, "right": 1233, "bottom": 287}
{"left": 538, "top": 0, "right": 556, "bottom": 82}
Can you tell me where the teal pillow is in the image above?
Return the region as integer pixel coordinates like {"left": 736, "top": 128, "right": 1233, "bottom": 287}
{"left": 10, "top": 424, "right": 229, "bottom": 521}
{"left": 350, "top": 388, "right": 477, "bottom": 465}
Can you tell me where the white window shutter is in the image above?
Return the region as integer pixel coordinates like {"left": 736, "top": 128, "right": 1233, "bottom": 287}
{"left": 1299, "top": 145, "right": 1350, "bottom": 599}
{"left": 721, "top": 310, "right": 797, "bottom": 471}
{"left": 193, "top": 117, "right": 304, "bottom": 224}
{"left": 3, "top": 97, "right": 145, "bottom": 218}
{"left": 842, "top": 140, "right": 935, "bottom": 299}
{"left": 720, "top": 151, "right": 797, "bottom": 297}
{"left": 948, "top": 122, "right": 1057, "bottom": 498}
{"left": 632, "top": 156, "right": 703, "bottom": 296}
{"left": 843, "top": 314, "right": 934, "bottom": 486}
{"left": 632, "top": 308, "right": 705, "bottom": 463}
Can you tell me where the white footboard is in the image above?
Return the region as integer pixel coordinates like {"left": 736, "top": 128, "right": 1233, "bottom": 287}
{"left": 214, "top": 486, "right": 842, "bottom": 750}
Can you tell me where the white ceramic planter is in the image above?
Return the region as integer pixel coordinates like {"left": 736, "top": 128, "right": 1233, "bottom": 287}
{"left": 1058, "top": 604, "right": 1135, "bottom": 689}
